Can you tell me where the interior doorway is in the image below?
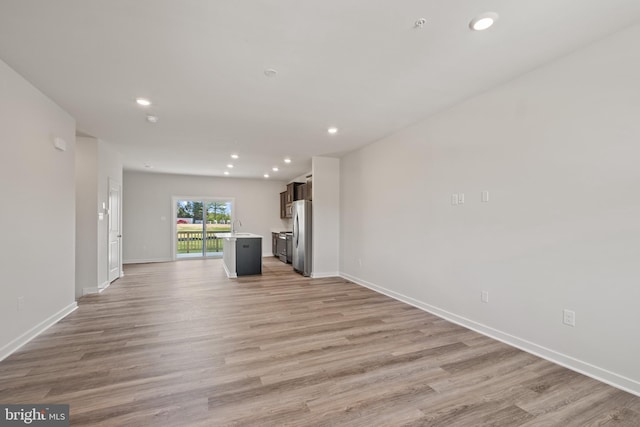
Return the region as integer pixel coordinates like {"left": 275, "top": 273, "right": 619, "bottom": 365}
{"left": 174, "top": 198, "right": 233, "bottom": 259}
{"left": 108, "top": 179, "right": 122, "bottom": 282}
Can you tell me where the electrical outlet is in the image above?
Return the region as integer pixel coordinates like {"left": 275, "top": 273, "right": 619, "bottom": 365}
{"left": 481, "top": 291, "right": 489, "bottom": 303}
{"left": 17, "top": 296, "right": 25, "bottom": 312}
{"left": 563, "top": 309, "right": 576, "bottom": 327}
{"left": 458, "top": 193, "right": 465, "bottom": 205}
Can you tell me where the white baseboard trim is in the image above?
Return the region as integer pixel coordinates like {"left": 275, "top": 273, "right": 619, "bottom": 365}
{"left": 223, "top": 263, "right": 237, "bottom": 279}
{"left": 0, "top": 302, "right": 78, "bottom": 362}
{"left": 340, "top": 272, "right": 640, "bottom": 397}
{"left": 311, "top": 271, "right": 339, "bottom": 279}
{"left": 124, "top": 258, "right": 172, "bottom": 264}
{"left": 82, "top": 281, "right": 111, "bottom": 296}
{"left": 98, "top": 280, "right": 111, "bottom": 292}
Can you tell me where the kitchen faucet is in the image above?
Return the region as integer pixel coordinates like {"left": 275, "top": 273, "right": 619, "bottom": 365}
{"left": 232, "top": 219, "right": 242, "bottom": 234}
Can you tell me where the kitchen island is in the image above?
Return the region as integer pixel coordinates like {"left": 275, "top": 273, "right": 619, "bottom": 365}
{"left": 215, "top": 233, "right": 263, "bottom": 278}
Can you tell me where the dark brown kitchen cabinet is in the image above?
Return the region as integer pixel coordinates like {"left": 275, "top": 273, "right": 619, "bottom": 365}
{"left": 296, "top": 182, "right": 312, "bottom": 201}
{"left": 280, "top": 182, "right": 309, "bottom": 219}
{"left": 279, "top": 191, "right": 287, "bottom": 218}
{"left": 304, "top": 180, "right": 312, "bottom": 201}
{"left": 285, "top": 182, "right": 301, "bottom": 204}
{"left": 284, "top": 183, "right": 302, "bottom": 218}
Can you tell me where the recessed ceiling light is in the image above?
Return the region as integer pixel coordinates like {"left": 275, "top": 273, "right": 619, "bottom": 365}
{"left": 272, "top": 167, "right": 279, "bottom": 172}
{"left": 264, "top": 68, "right": 278, "bottom": 77}
{"left": 264, "top": 174, "right": 270, "bottom": 178}
{"left": 226, "top": 164, "right": 234, "bottom": 168}
{"left": 328, "top": 127, "right": 338, "bottom": 134}
{"left": 230, "top": 154, "right": 239, "bottom": 159}
{"left": 284, "top": 158, "right": 292, "bottom": 164}
{"left": 146, "top": 115, "right": 158, "bottom": 123}
{"left": 136, "top": 98, "right": 151, "bottom": 107}
{"left": 469, "top": 12, "right": 499, "bottom": 31}
{"left": 224, "top": 171, "right": 230, "bottom": 175}
{"left": 144, "top": 163, "right": 153, "bottom": 169}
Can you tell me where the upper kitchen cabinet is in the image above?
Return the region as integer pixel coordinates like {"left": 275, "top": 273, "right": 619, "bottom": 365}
{"left": 280, "top": 179, "right": 311, "bottom": 218}
{"left": 306, "top": 180, "right": 312, "bottom": 200}
{"left": 283, "top": 182, "right": 301, "bottom": 218}
{"left": 285, "top": 182, "right": 301, "bottom": 204}
{"left": 280, "top": 191, "right": 287, "bottom": 218}
{"left": 298, "top": 180, "right": 312, "bottom": 201}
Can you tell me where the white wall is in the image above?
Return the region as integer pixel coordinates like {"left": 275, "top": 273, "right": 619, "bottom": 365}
{"left": 123, "top": 171, "right": 287, "bottom": 262}
{"left": 340, "top": 24, "right": 640, "bottom": 394}
{"left": 75, "top": 137, "right": 123, "bottom": 297}
{"left": 0, "top": 58, "right": 77, "bottom": 359}
{"left": 312, "top": 156, "right": 340, "bottom": 277}
{"left": 75, "top": 139, "right": 98, "bottom": 296}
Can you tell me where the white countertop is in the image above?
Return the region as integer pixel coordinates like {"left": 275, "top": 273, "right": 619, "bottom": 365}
{"left": 215, "top": 232, "right": 263, "bottom": 239}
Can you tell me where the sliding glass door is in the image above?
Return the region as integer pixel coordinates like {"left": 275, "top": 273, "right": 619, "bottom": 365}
{"left": 175, "top": 199, "right": 232, "bottom": 259}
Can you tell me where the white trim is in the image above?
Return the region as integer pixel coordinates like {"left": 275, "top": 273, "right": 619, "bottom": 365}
{"left": 0, "top": 302, "right": 78, "bottom": 362}
{"left": 311, "top": 271, "right": 339, "bottom": 279}
{"left": 340, "top": 272, "right": 640, "bottom": 397}
{"left": 124, "top": 258, "right": 172, "bottom": 264}
{"left": 108, "top": 177, "right": 122, "bottom": 283}
{"left": 223, "top": 262, "right": 237, "bottom": 279}
{"left": 98, "top": 280, "right": 111, "bottom": 293}
{"left": 82, "top": 281, "right": 111, "bottom": 296}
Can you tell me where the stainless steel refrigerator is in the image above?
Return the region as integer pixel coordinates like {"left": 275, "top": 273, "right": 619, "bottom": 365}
{"left": 292, "top": 200, "right": 312, "bottom": 276}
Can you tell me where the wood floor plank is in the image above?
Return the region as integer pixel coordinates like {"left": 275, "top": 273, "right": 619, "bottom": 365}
{"left": 0, "top": 257, "right": 638, "bottom": 426}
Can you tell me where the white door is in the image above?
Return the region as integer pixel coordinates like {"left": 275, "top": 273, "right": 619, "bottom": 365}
{"left": 108, "top": 179, "right": 121, "bottom": 283}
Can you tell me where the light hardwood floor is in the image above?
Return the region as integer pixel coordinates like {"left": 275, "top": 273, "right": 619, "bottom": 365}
{"left": 1, "top": 257, "right": 639, "bottom": 426}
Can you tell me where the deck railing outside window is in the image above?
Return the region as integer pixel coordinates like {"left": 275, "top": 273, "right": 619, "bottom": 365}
{"left": 176, "top": 230, "right": 222, "bottom": 253}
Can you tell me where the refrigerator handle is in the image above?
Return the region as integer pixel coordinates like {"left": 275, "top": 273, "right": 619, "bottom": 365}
{"left": 294, "top": 212, "right": 299, "bottom": 248}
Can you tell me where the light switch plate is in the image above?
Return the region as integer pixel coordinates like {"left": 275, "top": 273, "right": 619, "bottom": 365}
{"left": 53, "top": 137, "right": 67, "bottom": 151}
{"left": 481, "top": 291, "right": 489, "bottom": 303}
{"left": 563, "top": 309, "right": 576, "bottom": 327}
{"left": 451, "top": 193, "right": 459, "bottom": 206}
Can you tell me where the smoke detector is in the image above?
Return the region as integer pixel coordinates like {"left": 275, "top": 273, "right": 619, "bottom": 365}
{"left": 414, "top": 18, "right": 427, "bottom": 29}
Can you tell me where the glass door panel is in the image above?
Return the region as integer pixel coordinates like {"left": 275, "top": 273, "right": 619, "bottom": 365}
{"left": 205, "top": 201, "right": 231, "bottom": 256}
{"left": 176, "top": 199, "right": 232, "bottom": 259}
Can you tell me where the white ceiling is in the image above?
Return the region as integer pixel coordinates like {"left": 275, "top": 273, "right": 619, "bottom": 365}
{"left": 2, "top": 1, "right": 640, "bottom": 180}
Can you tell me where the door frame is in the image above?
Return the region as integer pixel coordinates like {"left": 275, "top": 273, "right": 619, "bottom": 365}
{"left": 107, "top": 178, "right": 122, "bottom": 283}
{"left": 171, "top": 196, "right": 235, "bottom": 261}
